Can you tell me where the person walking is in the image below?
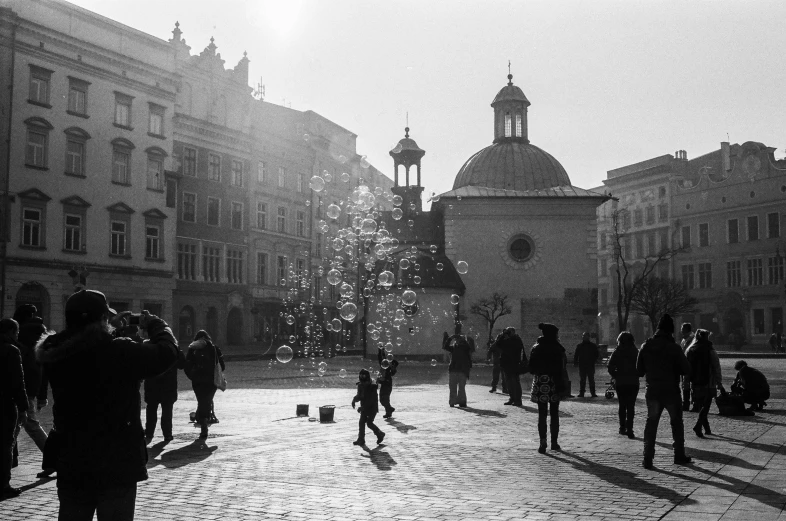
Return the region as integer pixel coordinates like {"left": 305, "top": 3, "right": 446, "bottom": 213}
{"left": 442, "top": 330, "right": 475, "bottom": 408}
{"left": 574, "top": 332, "right": 599, "bottom": 397}
{"left": 376, "top": 347, "right": 398, "bottom": 418}
{"left": 636, "top": 313, "right": 692, "bottom": 469}
{"left": 184, "top": 330, "right": 225, "bottom": 439}
{"left": 487, "top": 337, "right": 507, "bottom": 395}
{"left": 144, "top": 336, "right": 186, "bottom": 443}
{"left": 35, "top": 290, "right": 179, "bottom": 520}
{"left": 685, "top": 329, "right": 722, "bottom": 437}
{"left": 351, "top": 369, "right": 385, "bottom": 445}
{"left": 529, "top": 323, "right": 567, "bottom": 454}
{"left": 679, "top": 323, "right": 695, "bottom": 411}
{"left": 769, "top": 333, "right": 778, "bottom": 354}
{"left": 731, "top": 360, "right": 770, "bottom": 411}
{"left": 607, "top": 331, "right": 640, "bottom": 439}
{"left": 496, "top": 327, "right": 526, "bottom": 406}
{"left": 1, "top": 318, "right": 28, "bottom": 499}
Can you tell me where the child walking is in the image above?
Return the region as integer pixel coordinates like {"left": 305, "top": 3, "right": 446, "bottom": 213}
{"left": 377, "top": 347, "right": 399, "bottom": 418}
{"left": 351, "top": 369, "right": 385, "bottom": 446}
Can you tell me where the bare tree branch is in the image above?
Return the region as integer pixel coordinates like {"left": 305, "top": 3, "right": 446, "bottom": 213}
{"left": 630, "top": 276, "right": 700, "bottom": 331}
{"left": 470, "top": 292, "right": 512, "bottom": 347}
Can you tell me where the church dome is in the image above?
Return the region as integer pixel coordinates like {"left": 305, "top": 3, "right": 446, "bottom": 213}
{"left": 453, "top": 142, "right": 571, "bottom": 191}
{"left": 452, "top": 73, "right": 571, "bottom": 191}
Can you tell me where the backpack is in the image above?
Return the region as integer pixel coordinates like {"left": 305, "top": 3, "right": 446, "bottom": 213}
{"left": 185, "top": 343, "right": 214, "bottom": 383}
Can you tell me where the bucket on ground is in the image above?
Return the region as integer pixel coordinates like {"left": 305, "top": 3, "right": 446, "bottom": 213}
{"left": 296, "top": 404, "right": 309, "bottom": 417}
{"left": 319, "top": 405, "right": 335, "bottom": 423}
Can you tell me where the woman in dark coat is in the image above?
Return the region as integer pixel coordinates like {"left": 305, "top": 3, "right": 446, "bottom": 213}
{"left": 607, "top": 331, "right": 640, "bottom": 438}
{"left": 686, "top": 329, "right": 722, "bottom": 437}
{"left": 184, "top": 330, "right": 225, "bottom": 439}
{"left": 144, "top": 342, "right": 185, "bottom": 442}
{"left": 442, "top": 331, "right": 475, "bottom": 407}
{"left": 529, "top": 323, "right": 567, "bottom": 453}
{"left": 1, "top": 318, "right": 28, "bottom": 499}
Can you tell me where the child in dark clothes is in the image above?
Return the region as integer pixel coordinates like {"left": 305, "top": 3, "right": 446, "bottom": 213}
{"left": 351, "top": 369, "right": 385, "bottom": 446}
{"left": 377, "top": 347, "right": 399, "bottom": 418}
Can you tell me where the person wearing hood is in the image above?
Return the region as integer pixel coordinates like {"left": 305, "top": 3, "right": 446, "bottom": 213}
{"left": 685, "top": 329, "right": 722, "bottom": 438}
{"left": 607, "top": 331, "right": 640, "bottom": 438}
{"left": 636, "top": 313, "right": 692, "bottom": 469}
{"left": 184, "top": 330, "right": 225, "bottom": 439}
{"left": 1, "top": 318, "right": 28, "bottom": 499}
{"left": 442, "top": 329, "right": 475, "bottom": 408}
{"left": 35, "top": 289, "right": 179, "bottom": 519}
{"left": 529, "top": 323, "right": 567, "bottom": 454}
{"left": 351, "top": 369, "right": 385, "bottom": 446}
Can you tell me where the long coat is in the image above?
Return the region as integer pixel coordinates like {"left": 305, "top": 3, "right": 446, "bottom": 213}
{"left": 144, "top": 347, "right": 186, "bottom": 404}
{"left": 607, "top": 343, "right": 640, "bottom": 387}
{"left": 529, "top": 337, "right": 567, "bottom": 404}
{"left": 636, "top": 330, "right": 690, "bottom": 403}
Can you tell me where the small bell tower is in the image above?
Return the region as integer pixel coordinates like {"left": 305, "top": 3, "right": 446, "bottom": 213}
{"left": 389, "top": 126, "right": 426, "bottom": 216}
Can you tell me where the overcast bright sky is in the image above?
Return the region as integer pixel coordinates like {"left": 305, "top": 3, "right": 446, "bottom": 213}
{"left": 67, "top": 0, "right": 786, "bottom": 197}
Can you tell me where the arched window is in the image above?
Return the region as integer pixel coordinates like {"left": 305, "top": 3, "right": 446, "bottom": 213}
{"left": 515, "top": 114, "right": 522, "bottom": 137}
{"left": 504, "top": 113, "right": 512, "bottom": 138}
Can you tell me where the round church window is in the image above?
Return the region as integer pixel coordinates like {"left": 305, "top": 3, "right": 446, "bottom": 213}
{"left": 509, "top": 236, "right": 534, "bottom": 262}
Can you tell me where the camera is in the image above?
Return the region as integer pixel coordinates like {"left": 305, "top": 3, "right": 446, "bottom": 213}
{"left": 128, "top": 314, "right": 141, "bottom": 325}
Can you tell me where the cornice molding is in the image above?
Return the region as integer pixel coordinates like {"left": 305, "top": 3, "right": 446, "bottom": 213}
{"left": 6, "top": 256, "right": 175, "bottom": 279}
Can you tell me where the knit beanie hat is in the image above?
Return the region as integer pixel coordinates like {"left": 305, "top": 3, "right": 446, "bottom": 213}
{"left": 656, "top": 313, "right": 674, "bottom": 334}
{"left": 538, "top": 322, "right": 559, "bottom": 339}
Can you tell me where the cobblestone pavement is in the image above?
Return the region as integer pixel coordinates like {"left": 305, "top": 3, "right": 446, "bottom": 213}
{"left": 5, "top": 359, "right": 786, "bottom": 520}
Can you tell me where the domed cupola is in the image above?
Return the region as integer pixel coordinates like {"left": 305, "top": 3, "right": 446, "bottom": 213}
{"left": 492, "top": 73, "right": 530, "bottom": 144}
{"left": 389, "top": 126, "right": 426, "bottom": 215}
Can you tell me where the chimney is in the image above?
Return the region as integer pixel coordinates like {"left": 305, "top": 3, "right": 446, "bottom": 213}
{"left": 721, "top": 141, "right": 731, "bottom": 171}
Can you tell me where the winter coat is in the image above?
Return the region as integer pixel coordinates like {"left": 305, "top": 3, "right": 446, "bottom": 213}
{"left": 352, "top": 381, "right": 379, "bottom": 414}
{"left": 144, "top": 347, "right": 186, "bottom": 404}
{"left": 529, "top": 336, "right": 567, "bottom": 403}
{"left": 1, "top": 341, "right": 29, "bottom": 412}
{"left": 574, "top": 340, "right": 599, "bottom": 369}
{"left": 733, "top": 366, "right": 769, "bottom": 396}
{"left": 376, "top": 348, "right": 397, "bottom": 388}
{"left": 443, "top": 334, "right": 474, "bottom": 378}
{"left": 607, "top": 343, "right": 640, "bottom": 387}
{"left": 686, "top": 339, "right": 721, "bottom": 400}
{"left": 35, "top": 317, "right": 178, "bottom": 488}
{"left": 636, "top": 330, "right": 690, "bottom": 402}
{"left": 17, "top": 317, "right": 46, "bottom": 398}
{"left": 495, "top": 333, "right": 527, "bottom": 374}
{"left": 184, "top": 339, "right": 225, "bottom": 385}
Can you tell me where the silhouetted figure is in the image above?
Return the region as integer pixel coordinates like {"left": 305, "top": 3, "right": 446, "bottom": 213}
{"left": 574, "top": 332, "right": 599, "bottom": 397}
{"left": 487, "top": 338, "right": 507, "bottom": 394}
{"left": 377, "top": 347, "right": 398, "bottom": 418}
{"left": 529, "top": 323, "right": 567, "bottom": 453}
{"left": 686, "top": 329, "right": 722, "bottom": 437}
{"left": 1, "top": 319, "right": 27, "bottom": 499}
{"left": 679, "top": 323, "right": 694, "bottom": 411}
{"left": 442, "top": 331, "right": 475, "bottom": 407}
{"left": 731, "top": 360, "right": 770, "bottom": 411}
{"left": 144, "top": 337, "right": 186, "bottom": 443}
{"left": 352, "top": 369, "right": 384, "bottom": 445}
{"left": 184, "top": 330, "right": 225, "bottom": 439}
{"left": 493, "top": 327, "right": 526, "bottom": 406}
{"left": 607, "top": 331, "right": 640, "bottom": 438}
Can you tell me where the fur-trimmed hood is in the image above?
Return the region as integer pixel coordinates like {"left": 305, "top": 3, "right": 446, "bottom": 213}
{"left": 35, "top": 323, "right": 113, "bottom": 365}
{"left": 187, "top": 338, "right": 210, "bottom": 350}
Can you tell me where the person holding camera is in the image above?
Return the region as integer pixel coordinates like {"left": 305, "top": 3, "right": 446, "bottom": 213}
{"left": 144, "top": 339, "right": 186, "bottom": 443}
{"left": 35, "top": 290, "right": 179, "bottom": 520}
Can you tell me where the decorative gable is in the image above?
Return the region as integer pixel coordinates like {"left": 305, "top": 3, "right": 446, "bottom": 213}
{"left": 60, "top": 195, "right": 91, "bottom": 208}
{"left": 18, "top": 188, "right": 51, "bottom": 202}
{"left": 142, "top": 208, "right": 168, "bottom": 219}
{"left": 106, "top": 202, "right": 135, "bottom": 214}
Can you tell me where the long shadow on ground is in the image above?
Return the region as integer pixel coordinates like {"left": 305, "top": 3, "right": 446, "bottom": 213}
{"left": 360, "top": 444, "right": 397, "bottom": 471}
{"left": 148, "top": 439, "right": 218, "bottom": 469}
{"left": 384, "top": 417, "right": 417, "bottom": 434}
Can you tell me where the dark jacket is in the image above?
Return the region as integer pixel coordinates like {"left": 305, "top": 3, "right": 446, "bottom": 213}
{"left": 686, "top": 339, "right": 715, "bottom": 387}
{"left": 352, "top": 381, "right": 379, "bottom": 414}
{"left": 184, "top": 339, "right": 225, "bottom": 385}
{"left": 442, "top": 334, "right": 474, "bottom": 378}
{"left": 35, "top": 317, "right": 178, "bottom": 488}
{"left": 529, "top": 336, "right": 566, "bottom": 383}
{"left": 144, "top": 347, "right": 186, "bottom": 404}
{"left": 1, "top": 341, "right": 29, "bottom": 412}
{"left": 733, "top": 366, "right": 769, "bottom": 394}
{"left": 18, "top": 317, "right": 47, "bottom": 398}
{"left": 607, "top": 343, "right": 639, "bottom": 387}
{"left": 376, "top": 348, "right": 397, "bottom": 388}
{"left": 495, "top": 333, "right": 526, "bottom": 373}
{"left": 636, "top": 330, "right": 690, "bottom": 402}
{"left": 574, "top": 340, "right": 599, "bottom": 369}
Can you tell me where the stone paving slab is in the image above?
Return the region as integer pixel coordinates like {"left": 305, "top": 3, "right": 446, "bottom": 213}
{"left": 4, "top": 358, "right": 786, "bottom": 520}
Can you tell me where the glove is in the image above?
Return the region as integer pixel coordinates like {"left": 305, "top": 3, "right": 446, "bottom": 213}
{"left": 37, "top": 398, "right": 48, "bottom": 411}
{"left": 351, "top": 402, "right": 356, "bottom": 409}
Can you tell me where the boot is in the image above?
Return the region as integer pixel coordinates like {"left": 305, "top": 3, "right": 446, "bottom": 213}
{"left": 674, "top": 447, "right": 692, "bottom": 465}
{"left": 551, "top": 437, "right": 561, "bottom": 451}
{"left": 489, "top": 387, "right": 496, "bottom": 393}
{"left": 538, "top": 438, "right": 547, "bottom": 454}
{"left": 618, "top": 426, "right": 626, "bottom": 435}
{"left": 692, "top": 422, "right": 704, "bottom": 438}
{"left": 199, "top": 419, "right": 208, "bottom": 439}
{"left": 642, "top": 456, "right": 653, "bottom": 469}
{"left": 702, "top": 418, "right": 712, "bottom": 436}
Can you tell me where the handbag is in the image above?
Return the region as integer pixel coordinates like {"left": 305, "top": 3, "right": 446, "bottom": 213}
{"left": 41, "top": 428, "right": 59, "bottom": 470}
{"left": 213, "top": 347, "right": 227, "bottom": 392}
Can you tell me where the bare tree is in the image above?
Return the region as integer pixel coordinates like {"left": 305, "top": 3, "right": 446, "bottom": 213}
{"left": 470, "top": 292, "right": 512, "bottom": 347}
{"left": 609, "top": 209, "right": 687, "bottom": 333}
{"left": 630, "top": 276, "right": 699, "bottom": 331}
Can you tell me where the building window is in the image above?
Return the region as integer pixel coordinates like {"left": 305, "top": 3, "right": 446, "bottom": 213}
{"left": 633, "top": 209, "right": 643, "bottom": 227}
{"left": 658, "top": 186, "right": 666, "bottom": 199}
{"left": 657, "top": 203, "right": 668, "bottom": 222}
{"left": 25, "top": 123, "right": 50, "bottom": 168}
{"left": 599, "top": 233, "right": 607, "bottom": 251}
{"left": 256, "top": 252, "right": 268, "bottom": 285}
{"left": 63, "top": 214, "right": 83, "bottom": 252}
{"left": 726, "top": 260, "right": 741, "bottom": 287}
{"left": 22, "top": 208, "right": 43, "bottom": 247}
{"left": 504, "top": 113, "right": 511, "bottom": 137}
{"left": 207, "top": 197, "right": 220, "bottom": 226}
{"left": 182, "top": 192, "right": 196, "bottom": 222}
{"left": 146, "top": 154, "right": 164, "bottom": 190}
{"left": 111, "top": 139, "right": 135, "bottom": 184}
{"left": 295, "top": 258, "right": 305, "bottom": 287}
{"left": 728, "top": 219, "right": 739, "bottom": 244}
{"left": 256, "top": 202, "right": 267, "bottom": 229}
{"left": 316, "top": 232, "right": 323, "bottom": 258}
{"left": 699, "top": 223, "right": 709, "bottom": 247}
{"left": 226, "top": 249, "right": 243, "bottom": 284}
{"left": 231, "top": 160, "right": 244, "bottom": 187}
{"left": 747, "top": 258, "right": 763, "bottom": 286}
{"left": 65, "top": 138, "right": 85, "bottom": 176}
{"left": 278, "top": 166, "right": 286, "bottom": 188}
{"left": 515, "top": 113, "right": 522, "bottom": 137}
{"left": 621, "top": 210, "right": 631, "bottom": 230}
{"left": 277, "top": 255, "right": 287, "bottom": 285}
{"left": 183, "top": 147, "right": 197, "bottom": 176}
{"left": 202, "top": 246, "right": 221, "bottom": 282}
{"left": 659, "top": 229, "right": 668, "bottom": 252}
{"left": 257, "top": 161, "right": 266, "bottom": 183}
{"left": 753, "top": 309, "right": 765, "bottom": 335}
{"left": 114, "top": 92, "right": 133, "bottom": 127}
{"left": 313, "top": 276, "right": 322, "bottom": 299}
{"left": 67, "top": 77, "right": 89, "bottom": 115}
{"left": 645, "top": 206, "right": 655, "bottom": 225}
{"left": 599, "top": 258, "right": 607, "bottom": 276}
{"left": 177, "top": 243, "right": 197, "bottom": 280}
{"left": 635, "top": 234, "right": 644, "bottom": 258}
{"left": 277, "top": 207, "right": 286, "bottom": 233}
{"left": 768, "top": 256, "right": 784, "bottom": 285}
{"left": 698, "top": 262, "right": 712, "bottom": 289}
{"left": 681, "top": 226, "right": 691, "bottom": 248}
{"left": 747, "top": 215, "right": 759, "bottom": 241}
{"left": 148, "top": 104, "right": 165, "bottom": 136}
{"left": 768, "top": 212, "right": 780, "bottom": 239}
{"left": 296, "top": 172, "right": 304, "bottom": 193}
{"left": 316, "top": 197, "right": 323, "bottom": 219}
{"left": 110, "top": 221, "right": 127, "bottom": 256}
{"left": 208, "top": 153, "right": 221, "bottom": 182}
{"left": 231, "top": 202, "right": 243, "bottom": 230}
{"left": 681, "top": 264, "right": 694, "bottom": 289}
{"left": 28, "top": 66, "right": 51, "bottom": 105}
{"left": 296, "top": 210, "right": 305, "bottom": 237}
{"left": 145, "top": 225, "right": 160, "bottom": 259}
{"left": 647, "top": 233, "right": 656, "bottom": 256}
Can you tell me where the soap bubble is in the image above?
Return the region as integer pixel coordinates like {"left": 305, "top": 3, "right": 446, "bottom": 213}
{"left": 450, "top": 294, "right": 460, "bottom": 305}
{"left": 288, "top": 335, "right": 296, "bottom": 343}
{"left": 430, "top": 359, "right": 437, "bottom": 367}
{"left": 303, "top": 133, "right": 310, "bottom": 142}
{"left": 392, "top": 195, "right": 403, "bottom": 207}
{"left": 378, "top": 270, "right": 394, "bottom": 288}
{"left": 340, "top": 172, "right": 350, "bottom": 182}
{"left": 392, "top": 208, "right": 403, "bottom": 220}
{"left": 331, "top": 318, "right": 342, "bottom": 331}
{"left": 371, "top": 329, "right": 381, "bottom": 340}
{"left": 436, "top": 262, "right": 444, "bottom": 271}
{"left": 276, "top": 345, "right": 294, "bottom": 363}
{"left": 399, "top": 258, "right": 410, "bottom": 270}
{"left": 327, "top": 269, "right": 342, "bottom": 286}
{"left": 381, "top": 359, "right": 390, "bottom": 369}
{"left": 401, "top": 289, "right": 417, "bottom": 306}
{"left": 429, "top": 245, "right": 437, "bottom": 253}
{"left": 413, "top": 275, "right": 421, "bottom": 284}
{"left": 286, "top": 314, "right": 296, "bottom": 325}
{"left": 340, "top": 282, "right": 354, "bottom": 298}
{"left": 359, "top": 155, "right": 370, "bottom": 169}
{"left": 326, "top": 204, "right": 341, "bottom": 220}
{"left": 456, "top": 261, "right": 468, "bottom": 274}
{"left": 317, "top": 361, "right": 327, "bottom": 375}
{"left": 339, "top": 368, "right": 347, "bottom": 378}
{"left": 324, "top": 172, "right": 332, "bottom": 182}
{"left": 340, "top": 302, "right": 358, "bottom": 321}
{"left": 309, "top": 175, "right": 325, "bottom": 192}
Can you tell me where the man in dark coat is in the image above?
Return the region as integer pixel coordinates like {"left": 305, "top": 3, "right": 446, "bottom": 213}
{"left": 494, "top": 327, "right": 526, "bottom": 406}
{"left": 574, "top": 332, "right": 599, "bottom": 397}
{"left": 443, "top": 330, "right": 475, "bottom": 408}
{"left": 731, "top": 360, "right": 770, "bottom": 411}
{"left": 636, "top": 314, "right": 692, "bottom": 469}
{"left": 144, "top": 339, "right": 186, "bottom": 442}
{"left": 36, "top": 289, "right": 178, "bottom": 519}
{"left": 1, "top": 318, "right": 28, "bottom": 499}
{"left": 679, "top": 322, "right": 695, "bottom": 411}
{"left": 486, "top": 338, "right": 507, "bottom": 395}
